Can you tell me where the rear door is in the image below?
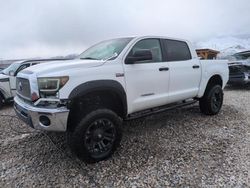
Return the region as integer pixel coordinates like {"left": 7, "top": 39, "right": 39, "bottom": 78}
{"left": 163, "top": 39, "right": 201, "bottom": 103}
{"left": 124, "top": 38, "right": 170, "bottom": 113}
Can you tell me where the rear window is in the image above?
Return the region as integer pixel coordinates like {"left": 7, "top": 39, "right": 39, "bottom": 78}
{"left": 165, "top": 39, "right": 191, "bottom": 61}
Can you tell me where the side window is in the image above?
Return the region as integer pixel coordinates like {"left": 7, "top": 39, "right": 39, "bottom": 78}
{"left": 15, "top": 64, "right": 30, "bottom": 75}
{"left": 165, "top": 39, "right": 191, "bottom": 61}
{"left": 128, "top": 39, "right": 163, "bottom": 63}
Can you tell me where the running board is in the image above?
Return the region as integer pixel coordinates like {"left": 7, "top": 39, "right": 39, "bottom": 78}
{"left": 125, "top": 99, "right": 197, "bottom": 121}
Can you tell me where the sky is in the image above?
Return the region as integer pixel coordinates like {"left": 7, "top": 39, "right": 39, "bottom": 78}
{"left": 1, "top": 0, "right": 250, "bottom": 59}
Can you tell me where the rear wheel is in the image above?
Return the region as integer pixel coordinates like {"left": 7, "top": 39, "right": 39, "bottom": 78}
{"left": 199, "top": 85, "right": 223, "bottom": 115}
{"left": 67, "top": 109, "right": 122, "bottom": 163}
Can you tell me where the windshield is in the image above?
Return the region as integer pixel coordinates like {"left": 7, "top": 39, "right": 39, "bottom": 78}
{"left": 2, "top": 63, "right": 20, "bottom": 75}
{"left": 79, "top": 38, "right": 133, "bottom": 60}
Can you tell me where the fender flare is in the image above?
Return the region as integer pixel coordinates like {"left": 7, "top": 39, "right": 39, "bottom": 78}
{"left": 68, "top": 80, "right": 127, "bottom": 116}
{"left": 198, "top": 74, "right": 223, "bottom": 98}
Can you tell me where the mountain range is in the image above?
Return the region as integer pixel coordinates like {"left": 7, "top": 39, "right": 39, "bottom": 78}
{"left": 196, "top": 35, "right": 250, "bottom": 59}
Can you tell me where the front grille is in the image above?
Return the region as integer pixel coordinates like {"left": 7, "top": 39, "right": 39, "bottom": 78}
{"left": 16, "top": 78, "right": 31, "bottom": 100}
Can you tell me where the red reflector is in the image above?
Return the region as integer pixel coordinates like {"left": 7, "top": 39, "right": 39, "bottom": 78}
{"left": 31, "top": 92, "right": 39, "bottom": 101}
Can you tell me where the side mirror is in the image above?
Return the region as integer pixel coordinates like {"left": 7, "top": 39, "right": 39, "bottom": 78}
{"left": 9, "top": 71, "right": 14, "bottom": 76}
{"left": 125, "top": 50, "right": 153, "bottom": 64}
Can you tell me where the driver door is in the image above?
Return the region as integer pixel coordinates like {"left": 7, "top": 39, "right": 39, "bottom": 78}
{"left": 124, "top": 38, "right": 170, "bottom": 114}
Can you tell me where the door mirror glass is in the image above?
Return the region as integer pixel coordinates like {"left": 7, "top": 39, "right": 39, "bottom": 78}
{"left": 126, "top": 50, "right": 153, "bottom": 64}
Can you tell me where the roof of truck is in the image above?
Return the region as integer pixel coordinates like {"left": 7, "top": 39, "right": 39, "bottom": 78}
{"left": 132, "top": 35, "right": 191, "bottom": 43}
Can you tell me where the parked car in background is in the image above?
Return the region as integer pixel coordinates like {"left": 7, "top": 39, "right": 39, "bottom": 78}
{"left": 0, "top": 59, "right": 71, "bottom": 109}
{"left": 0, "top": 64, "right": 11, "bottom": 74}
{"left": 228, "top": 63, "right": 250, "bottom": 86}
{"left": 233, "top": 50, "right": 250, "bottom": 66}
{"left": 0, "top": 68, "right": 5, "bottom": 74}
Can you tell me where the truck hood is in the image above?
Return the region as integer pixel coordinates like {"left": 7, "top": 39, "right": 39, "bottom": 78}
{"left": 22, "top": 59, "right": 104, "bottom": 76}
{"left": 0, "top": 73, "right": 10, "bottom": 80}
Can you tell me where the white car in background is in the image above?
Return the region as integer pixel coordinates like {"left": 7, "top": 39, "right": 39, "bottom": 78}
{"left": 232, "top": 51, "right": 250, "bottom": 66}
{"left": 0, "top": 59, "right": 70, "bottom": 109}
{"left": 0, "top": 67, "right": 6, "bottom": 74}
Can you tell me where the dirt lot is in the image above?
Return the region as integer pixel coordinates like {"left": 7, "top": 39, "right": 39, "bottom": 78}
{"left": 0, "top": 87, "right": 250, "bottom": 187}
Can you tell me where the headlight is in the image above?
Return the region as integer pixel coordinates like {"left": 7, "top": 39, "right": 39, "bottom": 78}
{"left": 38, "top": 76, "right": 69, "bottom": 97}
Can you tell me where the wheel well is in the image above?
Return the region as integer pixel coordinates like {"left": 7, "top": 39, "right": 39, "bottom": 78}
{"left": 67, "top": 90, "right": 126, "bottom": 131}
{"left": 0, "top": 91, "right": 5, "bottom": 100}
{"left": 207, "top": 75, "right": 223, "bottom": 88}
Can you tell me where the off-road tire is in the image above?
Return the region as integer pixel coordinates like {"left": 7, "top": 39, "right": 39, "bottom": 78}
{"left": 0, "top": 95, "right": 4, "bottom": 110}
{"left": 199, "top": 85, "right": 223, "bottom": 115}
{"left": 67, "top": 109, "right": 122, "bottom": 163}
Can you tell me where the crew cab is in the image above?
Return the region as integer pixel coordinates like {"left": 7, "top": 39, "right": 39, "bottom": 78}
{"left": 14, "top": 36, "right": 229, "bottom": 163}
{"left": 0, "top": 59, "right": 69, "bottom": 109}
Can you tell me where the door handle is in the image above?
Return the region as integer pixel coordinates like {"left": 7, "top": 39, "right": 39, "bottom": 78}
{"left": 192, "top": 65, "right": 200, "bottom": 69}
{"left": 159, "top": 67, "right": 169, "bottom": 71}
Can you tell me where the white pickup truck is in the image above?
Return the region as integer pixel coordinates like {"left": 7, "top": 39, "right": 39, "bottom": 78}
{"left": 14, "top": 36, "right": 229, "bottom": 163}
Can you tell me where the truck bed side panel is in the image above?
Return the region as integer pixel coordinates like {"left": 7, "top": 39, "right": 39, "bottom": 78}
{"left": 197, "top": 60, "right": 229, "bottom": 98}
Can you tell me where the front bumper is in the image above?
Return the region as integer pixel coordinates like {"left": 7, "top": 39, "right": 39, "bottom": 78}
{"left": 14, "top": 96, "right": 69, "bottom": 132}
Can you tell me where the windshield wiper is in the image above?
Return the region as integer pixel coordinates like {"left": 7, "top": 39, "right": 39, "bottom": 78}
{"left": 80, "top": 57, "right": 99, "bottom": 60}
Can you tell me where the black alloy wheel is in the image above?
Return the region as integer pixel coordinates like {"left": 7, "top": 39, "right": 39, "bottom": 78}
{"left": 199, "top": 85, "right": 223, "bottom": 115}
{"left": 211, "top": 87, "right": 223, "bottom": 112}
{"left": 84, "top": 118, "right": 116, "bottom": 158}
{"left": 68, "top": 109, "right": 122, "bottom": 163}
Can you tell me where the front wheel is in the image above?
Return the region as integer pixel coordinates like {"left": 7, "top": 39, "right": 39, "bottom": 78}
{"left": 199, "top": 85, "right": 223, "bottom": 115}
{"left": 67, "top": 109, "right": 122, "bottom": 163}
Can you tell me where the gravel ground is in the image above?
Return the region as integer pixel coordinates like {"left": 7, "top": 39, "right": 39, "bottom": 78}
{"left": 0, "top": 86, "right": 250, "bottom": 187}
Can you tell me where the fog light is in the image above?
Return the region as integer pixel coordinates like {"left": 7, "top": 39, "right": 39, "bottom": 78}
{"left": 39, "top": 115, "right": 51, "bottom": 126}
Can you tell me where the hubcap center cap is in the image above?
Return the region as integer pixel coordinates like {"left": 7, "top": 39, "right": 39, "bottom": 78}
{"left": 93, "top": 129, "right": 104, "bottom": 141}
